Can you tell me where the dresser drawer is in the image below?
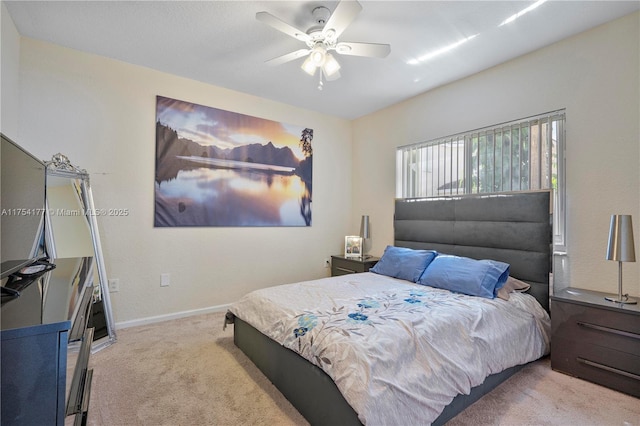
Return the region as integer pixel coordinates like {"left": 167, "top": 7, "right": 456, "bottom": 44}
{"left": 551, "top": 300, "right": 640, "bottom": 355}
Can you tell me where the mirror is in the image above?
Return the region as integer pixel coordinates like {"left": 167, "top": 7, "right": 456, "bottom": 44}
{"left": 44, "top": 153, "right": 116, "bottom": 352}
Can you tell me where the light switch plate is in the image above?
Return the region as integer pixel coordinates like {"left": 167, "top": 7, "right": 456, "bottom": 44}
{"left": 160, "top": 273, "right": 170, "bottom": 287}
{"left": 108, "top": 278, "right": 120, "bottom": 292}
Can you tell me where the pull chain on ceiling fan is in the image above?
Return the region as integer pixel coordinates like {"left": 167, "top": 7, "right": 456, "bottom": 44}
{"left": 256, "top": 0, "right": 391, "bottom": 90}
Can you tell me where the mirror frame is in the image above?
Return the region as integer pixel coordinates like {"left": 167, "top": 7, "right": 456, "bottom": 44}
{"left": 44, "top": 153, "right": 117, "bottom": 352}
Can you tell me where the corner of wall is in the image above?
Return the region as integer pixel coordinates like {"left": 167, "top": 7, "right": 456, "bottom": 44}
{"left": 1, "top": 2, "right": 21, "bottom": 139}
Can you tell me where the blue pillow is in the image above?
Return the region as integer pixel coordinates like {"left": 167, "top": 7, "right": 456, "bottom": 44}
{"left": 370, "top": 246, "right": 437, "bottom": 282}
{"left": 417, "top": 255, "right": 509, "bottom": 299}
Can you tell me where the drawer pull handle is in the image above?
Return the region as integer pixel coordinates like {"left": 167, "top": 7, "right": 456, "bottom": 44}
{"left": 576, "top": 357, "right": 640, "bottom": 381}
{"left": 577, "top": 321, "right": 640, "bottom": 340}
{"left": 335, "top": 267, "right": 356, "bottom": 274}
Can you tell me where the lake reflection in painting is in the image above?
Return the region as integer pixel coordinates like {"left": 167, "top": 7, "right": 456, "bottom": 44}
{"left": 154, "top": 96, "right": 313, "bottom": 227}
{"left": 155, "top": 162, "right": 311, "bottom": 226}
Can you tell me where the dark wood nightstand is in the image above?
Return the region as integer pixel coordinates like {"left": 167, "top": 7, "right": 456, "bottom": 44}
{"left": 331, "top": 255, "right": 379, "bottom": 276}
{"left": 550, "top": 287, "right": 640, "bottom": 397}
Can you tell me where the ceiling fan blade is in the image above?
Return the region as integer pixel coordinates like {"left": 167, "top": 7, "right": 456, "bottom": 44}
{"left": 256, "top": 11, "right": 310, "bottom": 43}
{"left": 322, "top": 0, "right": 362, "bottom": 39}
{"left": 265, "top": 49, "right": 310, "bottom": 66}
{"left": 335, "top": 42, "right": 391, "bottom": 58}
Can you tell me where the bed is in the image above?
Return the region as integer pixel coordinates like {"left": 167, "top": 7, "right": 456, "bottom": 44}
{"left": 226, "top": 190, "right": 552, "bottom": 425}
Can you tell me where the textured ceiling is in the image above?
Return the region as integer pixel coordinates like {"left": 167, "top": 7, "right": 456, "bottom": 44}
{"left": 5, "top": 1, "right": 639, "bottom": 119}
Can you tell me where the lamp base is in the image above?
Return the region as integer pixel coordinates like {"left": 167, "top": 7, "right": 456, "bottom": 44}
{"left": 604, "top": 295, "right": 638, "bottom": 304}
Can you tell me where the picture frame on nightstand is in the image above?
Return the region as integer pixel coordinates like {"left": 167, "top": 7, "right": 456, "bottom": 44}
{"left": 344, "top": 236, "right": 363, "bottom": 258}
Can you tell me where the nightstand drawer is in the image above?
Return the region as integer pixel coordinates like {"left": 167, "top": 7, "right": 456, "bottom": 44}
{"left": 552, "top": 336, "right": 640, "bottom": 397}
{"left": 551, "top": 301, "right": 640, "bottom": 355}
{"left": 551, "top": 288, "right": 640, "bottom": 398}
{"left": 332, "top": 265, "right": 358, "bottom": 275}
{"left": 330, "top": 255, "right": 378, "bottom": 276}
{"left": 332, "top": 257, "right": 363, "bottom": 275}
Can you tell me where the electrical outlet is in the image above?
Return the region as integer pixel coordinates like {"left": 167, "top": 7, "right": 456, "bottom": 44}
{"left": 108, "top": 278, "right": 120, "bottom": 293}
{"left": 160, "top": 273, "right": 170, "bottom": 287}
{"left": 324, "top": 258, "right": 330, "bottom": 268}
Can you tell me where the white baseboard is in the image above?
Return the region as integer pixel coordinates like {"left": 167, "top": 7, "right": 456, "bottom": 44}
{"left": 114, "top": 303, "right": 231, "bottom": 330}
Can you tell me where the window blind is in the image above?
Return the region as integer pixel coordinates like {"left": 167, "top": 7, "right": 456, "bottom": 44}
{"left": 396, "top": 110, "right": 566, "bottom": 248}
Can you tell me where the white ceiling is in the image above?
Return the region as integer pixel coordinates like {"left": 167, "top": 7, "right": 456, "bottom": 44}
{"left": 5, "top": 1, "right": 639, "bottom": 120}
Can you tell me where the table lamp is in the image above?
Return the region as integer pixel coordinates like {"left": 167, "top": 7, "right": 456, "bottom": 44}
{"left": 605, "top": 214, "right": 637, "bottom": 304}
{"left": 360, "top": 215, "right": 370, "bottom": 259}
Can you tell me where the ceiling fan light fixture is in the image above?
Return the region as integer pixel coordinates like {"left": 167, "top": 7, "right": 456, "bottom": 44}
{"left": 301, "top": 56, "right": 318, "bottom": 76}
{"left": 322, "top": 53, "right": 341, "bottom": 77}
{"left": 302, "top": 44, "right": 331, "bottom": 77}
{"left": 310, "top": 45, "right": 326, "bottom": 65}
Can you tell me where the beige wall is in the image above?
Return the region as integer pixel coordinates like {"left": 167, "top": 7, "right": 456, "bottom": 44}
{"left": 352, "top": 12, "right": 640, "bottom": 297}
{"left": 9, "top": 35, "right": 353, "bottom": 324}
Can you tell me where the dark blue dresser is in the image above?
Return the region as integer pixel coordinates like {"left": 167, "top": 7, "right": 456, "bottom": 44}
{"left": 1, "top": 257, "right": 95, "bottom": 425}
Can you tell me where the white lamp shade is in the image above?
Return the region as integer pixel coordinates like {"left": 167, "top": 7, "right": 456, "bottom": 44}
{"left": 310, "top": 47, "right": 325, "bottom": 64}
{"left": 606, "top": 214, "right": 636, "bottom": 262}
{"left": 301, "top": 56, "right": 317, "bottom": 76}
{"left": 322, "top": 53, "right": 341, "bottom": 77}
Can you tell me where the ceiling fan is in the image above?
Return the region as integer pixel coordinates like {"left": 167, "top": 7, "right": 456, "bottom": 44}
{"left": 256, "top": 0, "right": 391, "bottom": 90}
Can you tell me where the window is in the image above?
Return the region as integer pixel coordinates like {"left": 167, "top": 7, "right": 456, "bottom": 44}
{"left": 396, "top": 110, "right": 566, "bottom": 249}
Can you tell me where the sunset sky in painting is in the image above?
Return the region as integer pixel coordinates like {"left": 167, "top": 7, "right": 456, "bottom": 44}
{"left": 156, "top": 96, "right": 307, "bottom": 160}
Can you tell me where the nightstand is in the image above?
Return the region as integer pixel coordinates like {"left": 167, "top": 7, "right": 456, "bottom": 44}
{"left": 331, "top": 255, "right": 379, "bottom": 276}
{"left": 550, "top": 287, "right": 640, "bottom": 397}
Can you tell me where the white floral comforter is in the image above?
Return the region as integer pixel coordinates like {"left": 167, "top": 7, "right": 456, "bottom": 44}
{"left": 229, "top": 272, "right": 550, "bottom": 425}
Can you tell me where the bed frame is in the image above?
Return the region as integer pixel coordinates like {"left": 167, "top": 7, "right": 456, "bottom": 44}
{"left": 233, "top": 190, "right": 552, "bottom": 425}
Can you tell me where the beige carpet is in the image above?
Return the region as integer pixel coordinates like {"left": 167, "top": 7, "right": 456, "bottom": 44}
{"left": 88, "top": 311, "right": 639, "bottom": 426}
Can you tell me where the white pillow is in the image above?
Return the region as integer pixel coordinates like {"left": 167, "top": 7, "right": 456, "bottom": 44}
{"left": 496, "top": 276, "right": 531, "bottom": 301}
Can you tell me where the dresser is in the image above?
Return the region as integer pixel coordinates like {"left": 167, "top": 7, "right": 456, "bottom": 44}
{"left": 331, "top": 255, "right": 379, "bottom": 276}
{"left": 1, "top": 257, "right": 96, "bottom": 425}
{"left": 550, "top": 287, "right": 640, "bottom": 397}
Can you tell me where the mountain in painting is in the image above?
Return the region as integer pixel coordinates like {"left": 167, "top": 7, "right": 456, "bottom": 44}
{"left": 156, "top": 122, "right": 299, "bottom": 169}
{"left": 225, "top": 141, "right": 299, "bottom": 168}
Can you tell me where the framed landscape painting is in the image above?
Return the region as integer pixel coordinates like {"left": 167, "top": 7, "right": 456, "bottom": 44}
{"left": 154, "top": 96, "right": 313, "bottom": 227}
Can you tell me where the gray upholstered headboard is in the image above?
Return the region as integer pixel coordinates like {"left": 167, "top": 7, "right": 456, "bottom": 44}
{"left": 394, "top": 191, "right": 552, "bottom": 311}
